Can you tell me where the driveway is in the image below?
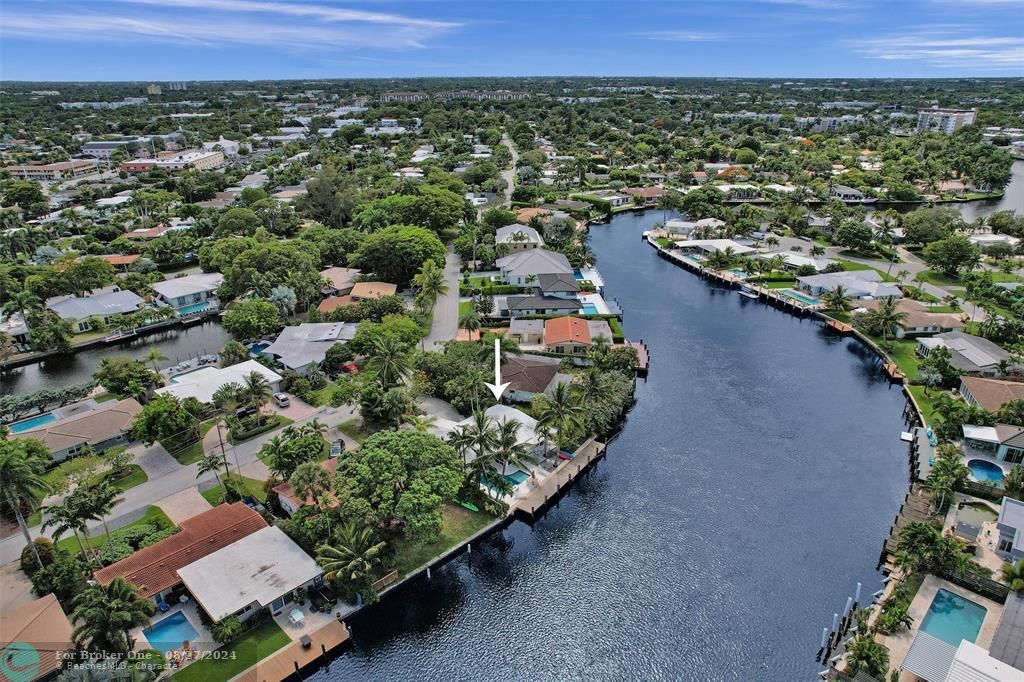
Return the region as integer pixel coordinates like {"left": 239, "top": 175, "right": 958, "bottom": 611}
{"left": 266, "top": 393, "right": 317, "bottom": 421}
{"left": 421, "top": 246, "right": 462, "bottom": 350}
{"left": 501, "top": 132, "right": 518, "bottom": 208}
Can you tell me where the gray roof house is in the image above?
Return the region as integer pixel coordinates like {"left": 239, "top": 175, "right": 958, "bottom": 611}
{"left": 537, "top": 272, "right": 581, "bottom": 298}
{"left": 918, "top": 332, "right": 1012, "bottom": 376}
{"left": 496, "top": 248, "right": 572, "bottom": 286}
{"left": 502, "top": 295, "right": 582, "bottom": 318}
{"left": 151, "top": 273, "right": 223, "bottom": 313}
{"left": 508, "top": 318, "right": 545, "bottom": 345}
{"left": 996, "top": 496, "right": 1024, "bottom": 563}
{"left": 797, "top": 270, "right": 902, "bottom": 299}
{"left": 501, "top": 354, "right": 573, "bottom": 403}
{"left": 47, "top": 288, "right": 144, "bottom": 331}
{"left": 496, "top": 224, "right": 544, "bottom": 251}
{"left": 262, "top": 322, "right": 355, "bottom": 374}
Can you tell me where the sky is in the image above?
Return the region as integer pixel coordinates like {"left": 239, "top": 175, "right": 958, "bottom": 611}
{"left": 1, "top": 0, "right": 1023, "bottom": 81}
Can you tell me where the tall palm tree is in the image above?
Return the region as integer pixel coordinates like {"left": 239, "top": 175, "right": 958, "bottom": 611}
{"left": 2, "top": 290, "right": 42, "bottom": 329}
{"left": 447, "top": 423, "right": 476, "bottom": 469}
{"left": 367, "top": 336, "right": 411, "bottom": 389}
{"left": 144, "top": 349, "right": 167, "bottom": 373}
{"left": 459, "top": 309, "right": 482, "bottom": 338}
{"left": 865, "top": 296, "right": 909, "bottom": 341}
{"left": 42, "top": 498, "right": 90, "bottom": 560}
{"left": 241, "top": 371, "right": 272, "bottom": 424}
{"left": 316, "top": 522, "right": 386, "bottom": 600}
{"left": 533, "top": 382, "right": 586, "bottom": 452}
{"left": 466, "top": 409, "right": 498, "bottom": 467}
{"left": 0, "top": 444, "right": 52, "bottom": 569}
{"left": 197, "top": 451, "right": 229, "bottom": 489}
{"left": 412, "top": 259, "right": 449, "bottom": 308}
{"left": 821, "top": 284, "right": 853, "bottom": 311}
{"left": 493, "top": 419, "right": 538, "bottom": 477}
{"left": 86, "top": 482, "right": 124, "bottom": 556}
{"left": 72, "top": 577, "right": 155, "bottom": 654}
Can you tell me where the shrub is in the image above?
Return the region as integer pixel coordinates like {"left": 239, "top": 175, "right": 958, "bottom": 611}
{"left": 21, "top": 538, "right": 56, "bottom": 576}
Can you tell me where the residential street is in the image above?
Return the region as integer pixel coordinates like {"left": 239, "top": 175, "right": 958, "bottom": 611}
{"left": 422, "top": 246, "right": 462, "bottom": 350}
{"left": 501, "top": 131, "right": 518, "bottom": 207}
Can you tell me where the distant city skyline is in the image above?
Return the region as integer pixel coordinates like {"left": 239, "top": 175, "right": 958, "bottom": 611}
{"left": 1, "top": 0, "right": 1023, "bottom": 81}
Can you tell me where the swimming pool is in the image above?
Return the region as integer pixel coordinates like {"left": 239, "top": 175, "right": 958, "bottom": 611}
{"left": 504, "top": 470, "right": 529, "bottom": 485}
{"left": 781, "top": 289, "right": 820, "bottom": 305}
{"left": 728, "top": 269, "right": 750, "bottom": 278}
{"left": 573, "top": 269, "right": 584, "bottom": 280}
{"left": 143, "top": 611, "right": 199, "bottom": 653}
{"left": 955, "top": 502, "right": 997, "bottom": 540}
{"left": 249, "top": 341, "right": 270, "bottom": 355}
{"left": 9, "top": 413, "right": 56, "bottom": 433}
{"left": 581, "top": 304, "right": 599, "bottom": 315}
{"left": 968, "top": 459, "right": 1005, "bottom": 487}
{"left": 920, "top": 589, "right": 987, "bottom": 646}
{"left": 176, "top": 302, "right": 209, "bottom": 316}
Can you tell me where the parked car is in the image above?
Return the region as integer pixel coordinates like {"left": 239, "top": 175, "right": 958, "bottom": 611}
{"left": 235, "top": 405, "right": 257, "bottom": 419}
{"left": 329, "top": 439, "right": 345, "bottom": 458}
{"left": 273, "top": 393, "right": 290, "bottom": 408}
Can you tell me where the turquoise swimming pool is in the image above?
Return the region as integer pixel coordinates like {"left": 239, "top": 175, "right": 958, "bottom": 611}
{"left": 581, "top": 303, "right": 599, "bottom": 314}
{"left": 143, "top": 611, "right": 199, "bottom": 652}
{"left": 781, "top": 289, "right": 820, "bottom": 305}
{"left": 968, "top": 459, "right": 1005, "bottom": 488}
{"left": 728, "top": 269, "right": 750, "bottom": 278}
{"left": 177, "top": 301, "right": 209, "bottom": 316}
{"left": 504, "top": 470, "right": 529, "bottom": 485}
{"left": 920, "top": 589, "right": 987, "bottom": 646}
{"left": 9, "top": 413, "right": 56, "bottom": 433}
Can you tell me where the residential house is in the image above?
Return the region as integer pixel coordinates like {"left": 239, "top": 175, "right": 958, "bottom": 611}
{"left": 495, "top": 224, "right": 544, "bottom": 252}
{"left": 47, "top": 287, "right": 145, "bottom": 332}
{"left": 176, "top": 526, "right": 323, "bottom": 622}
{"left": 536, "top": 272, "right": 581, "bottom": 299}
{"left": 588, "top": 189, "right": 630, "bottom": 207}
{"left": 691, "top": 170, "right": 709, "bottom": 184}
{"left": 544, "top": 316, "right": 613, "bottom": 355}
{"left": 508, "top": 319, "right": 545, "bottom": 346}
{"left": 502, "top": 295, "right": 582, "bottom": 317}
{"left": 13, "top": 399, "right": 142, "bottom": 462}
{"left": 0, "top": 312, "right": 29, "bottom": 344}
{"left": 156, "top": 360, "right": 282, "bottom": 403}
{"left": 797, "top": 270, "right": 902, "bottom": 299}
{"left": 350, "top": 281, "right": 398, "bottom": 301}
{"left": 319, "top": 267, "right": 361, "bottom": 297}
{"left": 996, "top": 497, "right": 1024, "bottom": 562}
{"left": 918, "top": 332, "right": 1013, "bottom": 377}
{"left": 624, "top": 186, "right": 666, "bottom": 206}
{"left": 97, "top": 254, "right": 140, "bottom": 273}
{"left": 429, "top": 404, "right": 551, "bottom": 481}
{"left": 94, "top": 502, "right": 268, "bottom": 607}
{"left": 856, "top": 299, "right": 965, "bottom": 338}
{"left": 960, "top": 376, "right": 1024, "bottom": 412}
{"left": 273, "top": 459, "right": 338, "bottom": 516}
{"left": 664, "top": 218, "right": 726, "bottom": 239}
{"left": 151, "top": 273, "right": 223, "bottom": 315}
{"left": 674, "top": 239, "right": 755, "bottom": 256}
{"left": 969, "top": 233, "right": 1020, "bottom": 249}
{"left": 714, "top": 166, "right": 750, "bottom": 182}
{"left": 829, "top": 184, "right": 866, "bottom": 202}
{"left": 502, "top": 354, "right": 574, "bottom": 403}
{"left": 516, "top": 207, "right": 552, "bottom": 224}
{"left": 496, "top": 248, "right": 572, "bottom": 287}
{"left": 0, "top": 594, "right": 74, "bottom": 681}
{"left": 755, "top": 250, "right": 834, "bottom": 273}
{"left": 261, "top": 322, "right": 354, "bottom": 374}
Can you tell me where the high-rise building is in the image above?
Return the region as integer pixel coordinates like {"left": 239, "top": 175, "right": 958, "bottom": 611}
{"left": 917, "top": 107, "right": 977, "bottom": 134}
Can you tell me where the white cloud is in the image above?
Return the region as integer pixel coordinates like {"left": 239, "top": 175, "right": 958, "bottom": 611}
{"left": 846, "top": 27, "right": 1024, "bottom": 68}
{"left": 635, "top": 31, "right": 725, "bottom": 42}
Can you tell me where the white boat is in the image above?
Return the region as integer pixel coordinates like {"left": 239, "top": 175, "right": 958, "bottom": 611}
{"left": 738, "top": 286, "right": 759, "bottom": 299}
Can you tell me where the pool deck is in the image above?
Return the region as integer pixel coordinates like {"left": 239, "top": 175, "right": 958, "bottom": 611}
{"left": 944, "top": 494, "right": 1006, "bottom": 575}
{"left": 510, "top": 438, "right": 606, "bottom": 519}
{"left": 882, "top": 574, "right": 1004, "bottom": 681}
{"left": 231, "top": 619, "right": 349, "bottom": 682}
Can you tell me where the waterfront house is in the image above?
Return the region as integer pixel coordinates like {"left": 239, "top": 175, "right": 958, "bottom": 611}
{"left": 502, "top": 354, "right": 573, "bottom": 403}
{"left": 0, "top": 312, "right": 29, "bottom": 345}
{"left": 350, "top": 281, "right": 398, "bottom": 302}
{"left": 856, "top": 299, "right": 965, "bottom": 338}
{"left": 516, "top": 206, "right": 552, "bottom": 224}
{"left": 624, "top": 186, "right": 666, "bottom": 206}
{"left": 501, "top": 294, "right": 582, "bottom": 317}
{"left": 674, "top": 239, "right": 755, "bottom": 256}
{"left": 960, "top": 376, "right": 1024, "bottom": 412}
{"left": 47, "top": 287, "right": 145, "bottom": 332}
{"left": 496, "top": 248, "right": 573, "bottom": 287}
{"left": 0, "top": 594, "right": 74, "bottom": 681}
{"left": 151, "top": 273, "right": 223, "bottom": 315}
{"left": 796, "top": 270, "right": 902, "bottom": 299}
{"left": 754, "top": 250, "right": 834, "bottom": 273}
{"left": 261, "top": 322, "right": 354, "bottom": 374}
{"left": 320, "top": 267, "right": 361, "bottom": 296}
{"left": 156, "top": 360, "right": 282, "bottom": 404}
{"left": 996, "top": 497, "right": 1024, "bottom": 562}
{"left": 14, "top": 399, "right": 142, "bottom": 462}
{"left": 588, "top": 189, "right": 631, "bottom": 207}
{"left": 537, "top": 272, "right": 581, "bottom": 299}
{"left": 544, "top": 316, "right": 613, "bottom": 355}
{"left": 94, "top": 503, "right": 267, "bottom": 607}
{"left": 902, "top": 637, "right": 1023, "bottom": 682}
{"left": 918, "top": 332, "right": 1013, "bottom": 377}
{"left": 508, "top": 319, "right": 545, "bottom": 346}
{"left": 176, "top": 526, "right": 323, "bottom": 622}
{"left": 664, "top": 218, "right": 726, "bottom": 239}
{"left": 273, "top": 459, "right": 339, "bottom": 516}
{"left": 430, "top": 404, "right": 552, "bottom": 479}
{"left": 961, "top": 423, "right": 1024, "bottom": 466}
{"left": 969, "top": 233, "right": 1020, "bottom": 250}
{"left": 828, "top": 184, "right": 866, "bottom": 202}
{"left": 495, "top": 224, "right": 544, "bottom": 252}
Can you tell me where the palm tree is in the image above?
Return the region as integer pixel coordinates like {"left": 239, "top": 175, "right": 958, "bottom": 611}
{"left": 406, "top": 414, "right": 437, "bottom": 433}
{"left": 896, "top": 269, "right": 910, "bottom": 285}
{"left": 465, "top": 409, "right": 499, "bottom": 467}
{"left": 571, "top": 367, "right": 612, "bottom": 411}
{"left": 300, "top": 418, "right": 328, "bottom": 438}
{"left": 87, "top": 482, "right": 124, "bottom": 556}
{"left": 144, "top": 349, "right": 167, "bottom": 373}
{"left": 269, "top": 285, "right": 297, "bottom": 317}
{"left": 412, "top": 259, "right": 449, "bottom": 308}
{"left": 533, "top": 382, "right": 586, "bottom": 452}
{"left": 2, "top": 290, "right": 41, "bottom": 329}
{"left": 493, "top": 419, "right": 538, "bottom": 478}
{"left": 459, "top": 309, "right": 482, "bottom": 338}
{"left": 289, "top": 461, "right": 331, "bottom": 508}
{"left": 447, "top": 423, "right": 476, "bottom": 469}
{"left": 845, "top": 634, "right": 889, "bottom": 679}
{"left": 197, "top": 451, "right": 229, "bottom": 488}
{"left": 42, "top": 498, "right": 91, "bottom": 560}
{"left": 1002, "top": 559, "right": 1024, "bottom": 593}
{"left": 821, "top": 284, "right": 853, "bottom": 311}
{"left": 316, "top": 522, "right": 386, "bottom": 601}
{"left": 809, "top": 245, "right": 826, "bottom": 257}
{"left": 367, "top": 336, "right": 411, "bottom": 389}
{"left": 241, "top": 371, "right": 272, "bottom": 424}
{"left": 72, "top": 577, "right": 155, "bottom": 654}
{"left": 0, "top": 445, "right": 52, "bottom": 569}
{"left": 865, "top": 296, "right": 908, "bottom": 342}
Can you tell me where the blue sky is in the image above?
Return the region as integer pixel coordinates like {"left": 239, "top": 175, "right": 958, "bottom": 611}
{"left": 1, "top": 0, "right": 1022, "bottom": 81}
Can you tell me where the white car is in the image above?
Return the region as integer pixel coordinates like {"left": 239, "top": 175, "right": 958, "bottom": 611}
{"left": 273, "top": 393, "right": 290, "bottom": 408}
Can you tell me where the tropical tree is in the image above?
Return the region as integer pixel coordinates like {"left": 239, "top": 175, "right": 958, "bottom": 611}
{"left": 2, "top": 290, "right": 42, "bottom": 327}
{"left": 289, "top": 461, "right": 331, "bottom": 509}
{"left": 269, "top": 285, "right": 298, "bottom": 317}
{"left": 493, "top": 419, "right": 538, "bottom": 477}
{"left": 412, "top": 258, "right": 449, "bottom": 309}
{"left": 210, "top": 616, "right": 243, "bottom": 645}
{"left": 0, "top": 440, "right": 52, "bottom": 569}
{"left": 447, "top": 423, "right": 476, "bottom": 468}
{"left": 844, "top": 635, "right": 889, "bottom": 679}
{"left": 1002, "top": 559, "right": 1024, "bottom": 593}
{"left": 42, "top": 497, "right": 92, "bottom": 561}
{"left": 87, "top": 482, "right": 125, "bottom": 556}
{"left": 863, "top": 297, "right": 909, "bottom": 341}
{"left": 367, "top": 336, "right": 411, "bottom": 389}
{"left": 241, "top": 371, "right": 272, "bottom": 424}
{"left": 459, "top": 309, "right": 482, "bottom": 337}
{"left": 316, "top": 522, "right": 386, "bottom": 603}
{"left": 821, "top": 284, "right": 852, "bottom": 311}
{"left": 197, "top": 451, "right": 229, "bottom": 488}
{"left": 533, "top": 382, "right": 586, "bottom": 452}
{"left": 144, "top": 349, "right": 167, "bottom": 373}
{"left": 72, "top": 577, "right": 155, "bottom": 654}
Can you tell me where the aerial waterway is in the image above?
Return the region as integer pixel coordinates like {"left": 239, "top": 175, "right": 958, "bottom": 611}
{"left": 310, "top": 209, "right": 910, "bottom": 680}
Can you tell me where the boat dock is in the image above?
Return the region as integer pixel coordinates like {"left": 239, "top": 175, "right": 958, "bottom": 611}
{"left": 876, "top": 483, "right": 933, "bottom": 570}
{"left": 627, "top": 339, "right": 649, "bottom": 376}
{"left": 232, "top": 619, "right": 350, "bottom": 682}
{"left": 512, "top": 438, "right": 606, "bottom": 520}
{"left": 824, "top": 319, "right": 854, "bottom": 335}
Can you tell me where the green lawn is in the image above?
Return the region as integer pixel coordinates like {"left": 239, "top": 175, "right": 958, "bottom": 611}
{"left": 836, "top": 259, "right": 897, "bottom": 281}
{"left": 337, "top": 418, "right": 374, "bottom": 445}
{"left": 307, "top": 381, "right": 336, "bottom": 407}
{"left": 94, "top": 393, "right": 120, "bottom": 403}
{"left": 170, "top": 620, "right": 290, "bottom": 682}
{"left": 227, "top": 414, "right": 293, "bottom": 444}
{"left": 918, "top": 269, "right": 1023, "bottom": 287}
{"left": 53, "top": 505, "right": 173, "bottom": 555}
{"left": 172, "top": 420, "right": 218, "bottom": 465}
{"left": 907, "top": 385, "right": 944, "bottom": 425}
{"left": 875, "top": 337, "right": 923, "bottom": 381}
{"left": 764, "top": 280, "right": 798, "bottom": 289}
{"left": 28, "top": 448, "right": 146, "bottom": 526}
{"left": 391, "top": 504, "right": 496, "bottom": 576}
{"left": 87, "top": 464, "right": 148, "bottom": 491}
{"left": 458, "top": 300, "right": 474, "bottom": 318}
{"left": 200, "top": 474, "right": 268, "bottom": 506}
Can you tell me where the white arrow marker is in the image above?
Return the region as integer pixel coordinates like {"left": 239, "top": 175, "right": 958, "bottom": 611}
{"left": 484, "top": 337, "right": 510, "bottom": 400}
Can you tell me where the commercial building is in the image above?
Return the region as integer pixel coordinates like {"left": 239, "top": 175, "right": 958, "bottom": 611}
{"left": 5, "top": 160, "right": 97, "bottom": 181}
{"left": 917, "top": 107, "right": 978, "bottom": 134}
{"left": 120, "top": 149, "right": 224, "bottom": 174}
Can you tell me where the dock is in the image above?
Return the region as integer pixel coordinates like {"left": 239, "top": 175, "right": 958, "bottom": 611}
{"left": 233, "top": 619, "right": 349, "bottom": 682}
{"left": 877, "top": 484, "right": 933, "bottom": 569}
{"left": 512, "top": 438, "right": 606, "bottom": 520}
{"left": 627, "top": 339, "right": 649, "bottom": 376}
{"left": 883, "top": 362, "right": 906, "bottom": 382}
{"left": 824, "top": 319, "right": 854, "bottom": 335}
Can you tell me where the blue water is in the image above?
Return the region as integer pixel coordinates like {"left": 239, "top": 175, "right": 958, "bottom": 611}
{"left": 920, "top": 589, "right": 987, "bottom": 646}
{"left": 581, "top": 303, "right": 599, "bottom": 314}
{"left": 249, "top": 342, "right": 270, "bottom": 355}
{"left": 573, "top": 269, "right": 583, "bottom": 280}
{"left": 782, "top": 289, "right": 820, "bottom": 305}
{"left": 9, "top": 413, "right": 56, "bottom": 433}
{"left": 177, "top": 302, "right": 209, "bottom": 316}
{"left": 968, "top": 459, "right": 1005, "bottom": 487}
{"left": 143, "top": 611, "right": 199, "bottom": 652}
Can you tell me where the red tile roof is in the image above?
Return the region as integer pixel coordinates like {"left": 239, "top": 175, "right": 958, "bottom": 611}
{"left": 93, "top": 502, "right": 267, "bottom": 597}
{"left": 544, "top": 316, "right": 591, "bottom": 346}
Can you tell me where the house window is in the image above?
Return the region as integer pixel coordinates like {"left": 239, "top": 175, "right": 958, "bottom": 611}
{"left": 998, "top": 537, "right": 1014, "bottom": 553}
{"left": 1005, "top": 448, "right": 1024, "bottom": 465}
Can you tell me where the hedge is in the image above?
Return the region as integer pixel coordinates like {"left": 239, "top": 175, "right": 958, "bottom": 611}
{"left": 459, "top": 284, "right": 525, "bottom": 296}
